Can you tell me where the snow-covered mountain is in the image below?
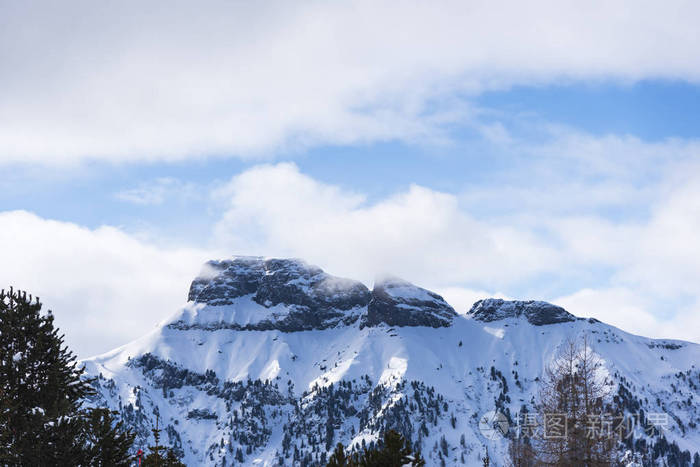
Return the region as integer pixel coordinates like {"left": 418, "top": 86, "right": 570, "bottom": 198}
{"left": 82, "top": 257, "right": 700, "bottom": 466}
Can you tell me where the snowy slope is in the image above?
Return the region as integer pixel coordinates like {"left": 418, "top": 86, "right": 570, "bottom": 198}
{"left": 82, "top": 257, "right": 700, "bottom": 466}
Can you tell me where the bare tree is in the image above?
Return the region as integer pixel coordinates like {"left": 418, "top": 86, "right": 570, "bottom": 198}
{"left": 507, "top": 435, "right": 536, "bottom": 467}
{"left": 521, "top": 335, "right": 617, "bottom": 466}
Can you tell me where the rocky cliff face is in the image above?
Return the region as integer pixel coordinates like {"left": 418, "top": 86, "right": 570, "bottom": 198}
{"left": 187, "top": 257, "right": 266, "bottom": 305}
{"left": 188, "top": 257, "right": 370, "bottom": 312}
{"left": 176, "top": 257, "right": 455, "bottom": 332}
{"left": 174, "top": 257, "right": 371, "bottom": 332}
{"left": 363, "top": 277, "right": 456, "bottom": 328}
{"left": 467, "top": 298, "right": 577, "bottom": 325}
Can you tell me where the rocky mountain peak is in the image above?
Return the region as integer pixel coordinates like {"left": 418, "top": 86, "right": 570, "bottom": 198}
{"left": 187, "top": 256, "right": 265, "bottom": 305}
{"left": 179, "top": 258, "right": 459, "bottom": 331}
{"left": 466, "top": 298, "right": 576, "bottom": 326}
{"left": 362, "top": 276, "right": 457, "bottom": 328}
{"left": 171, "top": 257, "right": 372, "bottom": 332}
{"left": 187, "top": 256, "right": 370, "bottom": 311}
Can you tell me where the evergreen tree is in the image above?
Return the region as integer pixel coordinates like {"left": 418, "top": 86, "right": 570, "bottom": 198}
{"left": 326, "top": 443, "right": 352, "bottom": 467}
{"left": 363, "top": 430, "right": 412, "bottom": 466}
{"left": 327, "top": 442, "right": 349, "bottom": 467}
{"left": 142, "top": 413, "right": 185, "bottom": 467}
{"left": 83, "top": 408, "right": 136, "bottom": 466}
{"left": 0, "top": 384, "right": 12, "bottom": 465}
{"left": 0, "top": 288, "right": 135, "bottom": 465}
{"left": 1, "top": 287, "right": 92, "bottom": 464}
{"left": 326, "top": 430, "right": 425, "bottom": 467}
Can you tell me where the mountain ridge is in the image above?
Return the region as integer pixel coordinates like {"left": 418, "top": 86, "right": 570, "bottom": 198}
{"left": 82, "top": 256, "right": 700, "bottom": 466}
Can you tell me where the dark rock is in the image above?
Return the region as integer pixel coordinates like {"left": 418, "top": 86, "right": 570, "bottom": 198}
{"left": 188, "top": 257, "right": 264, "bottom": 304}
{"left": 180, "top": 257, "right": 370, "bottom": 332}
{"left": 252, "top": 258, "right": 370, "bottom": 312}
{"left": 362, "top": 277, "right": 456, "bottom": 328}
{"left": 187, "top": 409, "right": 217, "bottom": 420}
{"left": 169, "top": 310, "right": 363, "bottom": 333}
{"left": 467, "top": 299, "right": 576, "bottom": 326}
{"left": 181, "top": 257, "right": 460, "bottom": 331}
{"left": 188, "top": 257, "right": 370, "bottom": 311}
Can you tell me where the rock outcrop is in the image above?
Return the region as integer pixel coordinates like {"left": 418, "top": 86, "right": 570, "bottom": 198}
{"left": 467, "top": 298, "right": 576, "bottom": 325}
{"left": 177, "top": 257, "right": 457, "bottom": 331}
{"left": 188, "top": 257, "right": 370, "bottom": 311}
{"left": 175, "top": 257, "right": 371, "bottom": 332}
{"left": 362, "top": 277, "right": 456, "bottom": 328}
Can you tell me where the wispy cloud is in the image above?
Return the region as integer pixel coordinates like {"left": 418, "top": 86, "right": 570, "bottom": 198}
{"left": 459, "top": 126, "right": 700, "bottom": 217}
{"left": 114, "top": 177, "right": 198, "bottom": 205}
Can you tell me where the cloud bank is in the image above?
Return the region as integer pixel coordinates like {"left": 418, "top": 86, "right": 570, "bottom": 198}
{"left": 0, "top": 211, "right": 208, "bottom": 357}
{"left": 213, "top": 163, "right": 559, "bottom": 287}
{"left": 1, "top": 1, "right": 700, "bottom": 164}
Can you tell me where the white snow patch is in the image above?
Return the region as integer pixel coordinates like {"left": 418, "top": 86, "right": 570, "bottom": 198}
{"left": 260, "top": 359, "right": 281, "bottom": 381}
{"left": 385, "top": 284, "right": 435, "bottom": 302}
{"left": 483, "top": 326, "right": 505, "bottom": 339}
{"left": 379, "top": 356, "right": 408, "bottom": 386}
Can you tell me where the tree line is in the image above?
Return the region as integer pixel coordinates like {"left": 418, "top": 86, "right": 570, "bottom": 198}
{"left": 0, "top": 287, "right": 183, "bottom": 466}
{"left": 326, "top": 429, "right": 425, "bottom": 466}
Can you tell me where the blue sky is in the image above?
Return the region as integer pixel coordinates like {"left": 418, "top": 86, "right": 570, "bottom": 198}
{"left": 2, "top": 1, "right": 700, "bottom": 357}
{"left": 7, "top": 81, "right": 697, "bottom": 228}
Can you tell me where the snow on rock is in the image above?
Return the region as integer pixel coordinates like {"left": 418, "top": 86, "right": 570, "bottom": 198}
{"left": 172, "top": 257, "right": 370, "bottom": 332}
{"left": 177, "top": 259, "right": 456, "bottom": 332}
{"left": 362, "top": 276, "right": 456, "bottom": 328}
{"left": 467, "top": 298, "right": 577, "bottom": 325}
{"left": 188, "top": 257, "right": 370, "bottom": 311}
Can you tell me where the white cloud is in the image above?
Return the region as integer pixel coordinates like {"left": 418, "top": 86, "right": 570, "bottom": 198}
{"left": 528, "top": 131, "right": 700, "bottom": 181}
{"left": 554, "top": 288, "right": 658, "bottom": 336}
{"left": 554, "top": 288, "right": 700, "bottom": 344}
{"left": 460, "top": 127, "right": 700, "bottom": 218}
{"left": 628, "top": 173, "right": 700, "bottom": 297}
{"left": 547, "top": 165, "right": 700, "bottom": 299}
{"left": 0, "top": 211, "right": 209, "bottom": 357}
{"left": 1, "top": 1, "right": 700, "bottom": 164}
{"left": 213, "top": 163, "right": 560, "bottom": 287}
